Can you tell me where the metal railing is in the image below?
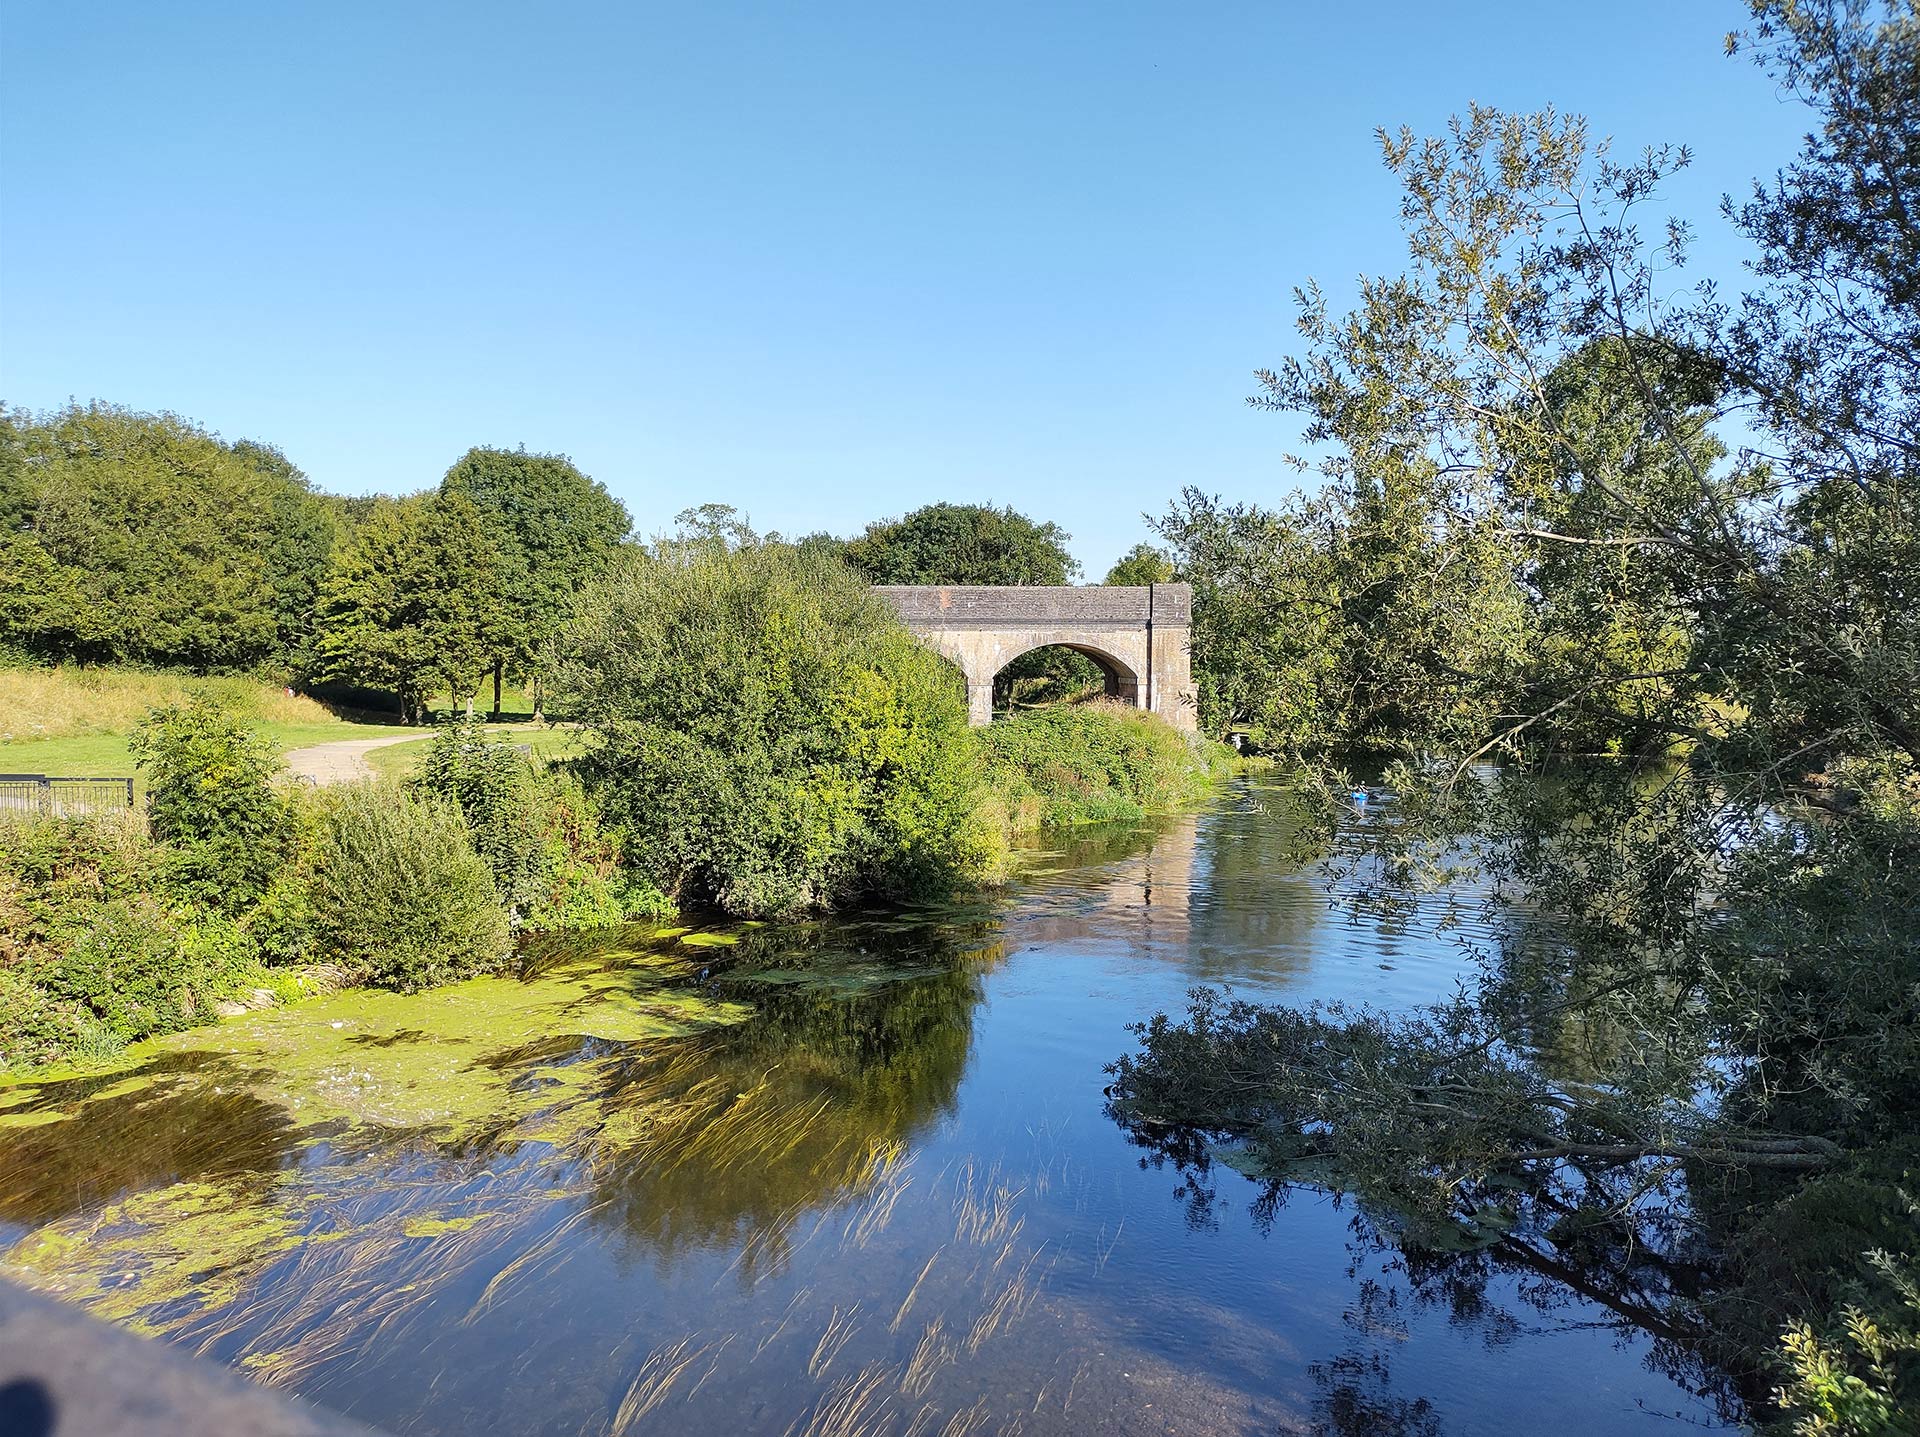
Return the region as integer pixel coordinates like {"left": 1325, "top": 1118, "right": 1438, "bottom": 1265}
{"left": 0, "top": 774, "right": 135, "bottom": 817}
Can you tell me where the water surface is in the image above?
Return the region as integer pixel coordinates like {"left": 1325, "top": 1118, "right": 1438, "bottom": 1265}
{"left": 0, "top": 778, "right": 1732, "bottom": 1435}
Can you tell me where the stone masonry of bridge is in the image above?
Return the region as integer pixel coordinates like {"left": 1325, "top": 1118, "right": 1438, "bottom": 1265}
{"left": 876, "top": 584, "right": 1197, "bottom": 732}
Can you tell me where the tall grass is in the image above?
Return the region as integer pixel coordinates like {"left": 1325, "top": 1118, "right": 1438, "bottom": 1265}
{"left": 977, "top": 700, "right": 1233, "bottom": 833}
{"left": 0, "top": 666, "right": 337, "bottom": 744}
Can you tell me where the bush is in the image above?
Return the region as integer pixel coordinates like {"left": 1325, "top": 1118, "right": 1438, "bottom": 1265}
{"left": 310, "top": 783, "right": 511, "bottom": 991}
{"left": 44, "top": 897, "right": 255, "bottom": 1040}
{"left": 980, "top": 700, "right": 1230, "bottom": 831}
{"left": 412, "top": 716, "right": 542, "bottom": 908}
{"left": 558, "top": 542, "right": 989, "bottom": 917}
{"left": 0, "top": 815, "right": 260, "bottom": 1069}
{"left": 129, "top": 698, "right": 289, "bottom": 908}
{"left": 522, "top": 769, "right": 671, "bottom": 930}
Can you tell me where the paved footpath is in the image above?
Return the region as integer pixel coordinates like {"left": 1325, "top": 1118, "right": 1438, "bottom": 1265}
{"left": 281, "top": 732, "right": 430, "bottom": 785}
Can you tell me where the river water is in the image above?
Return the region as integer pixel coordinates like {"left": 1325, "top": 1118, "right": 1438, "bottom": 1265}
{"left": 0, "top": 777, "right": 1734, "bottom": 1435}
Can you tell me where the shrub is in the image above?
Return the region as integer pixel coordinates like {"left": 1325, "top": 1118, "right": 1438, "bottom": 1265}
{"left": 311, "top": 783, "right": 511, "bottom": 991}
{"left": 44, "top": 897, "right": 256, "bottom": 1041}
{"left": 0, "top": 815, "right": 262, "bottom": 1067}
{"left": 129, "top": 698, "right": 289, "bottom": 907}
{"left": 522, "top": 769, "right": 671, "bottom": 930}
{"left": 412, "top": 716, "right": 542, "bottom": 908}
{"left": 980, "top": 700, "right": 1230, "bottom": 831}
{"left": 557, "top": 542, "right": 989, "bottom": 917}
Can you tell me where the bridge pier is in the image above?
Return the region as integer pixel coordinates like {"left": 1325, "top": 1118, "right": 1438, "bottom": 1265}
{"left": 876, "top": 583, "right": 1196, "bottom": 732}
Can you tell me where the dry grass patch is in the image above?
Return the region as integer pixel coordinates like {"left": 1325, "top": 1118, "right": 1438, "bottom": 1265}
{"left": 0, "top": 667, "right": 336, "bottom": 745}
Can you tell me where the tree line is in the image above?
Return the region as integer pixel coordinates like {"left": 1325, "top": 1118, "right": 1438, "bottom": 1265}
{"left": 0, "top": 405, "right": 1157, "bottom": 721}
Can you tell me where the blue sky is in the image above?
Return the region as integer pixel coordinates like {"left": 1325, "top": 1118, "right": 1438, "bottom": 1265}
{"left": 1, "top": 2, "right": 1810, "bottom": 575}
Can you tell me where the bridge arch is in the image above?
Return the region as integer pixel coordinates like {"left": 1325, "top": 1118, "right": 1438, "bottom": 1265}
{"left": 993, "top": 641, "right": 1140, "bottom": 708}
{"left": 875, "top": 584, "right": 1195, "bottom": 731}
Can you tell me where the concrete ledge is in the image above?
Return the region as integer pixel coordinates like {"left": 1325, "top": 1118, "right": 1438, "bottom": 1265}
{"left": 0, "top": 1277, "right": 381, "bottom": 1437}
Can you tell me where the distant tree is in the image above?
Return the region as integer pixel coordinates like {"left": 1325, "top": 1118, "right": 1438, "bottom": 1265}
{"left": 440, "top": 447, "right": 630, "bottom": 716}
{"left": 1103, "top": 543, "right": 1174, "bottom": 586}
{"left": 0, "top": 405, "right": 334, "bottom": 671}
{"left": 312, "top": 492, "right": 502, "bottom": 720}
{"left": 668, "top": 503, "right": 758, "bottom": 553}
{"left": 0, "top": 533, "right": 97, "bottom": 658}
{"left": 842, "top": 502, "right": 1079, "bottom": 586}
{"left": 233, "top": 440, "right": 338, "bottom": 672}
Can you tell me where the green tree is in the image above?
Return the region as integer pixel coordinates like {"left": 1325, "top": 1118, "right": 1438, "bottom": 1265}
{"left": 0, "top": 405, "right": 331, "bottom": 669}
{"left": 312, "top": 491, "right": 502, "bottom": 719}
{"left": 842, "top": 502, "right": 1080, "bottom": 586}
{"left": 556, "top": 541, "right": 987, "bottom": 917}
{"left": 233, "top": 440, "right": 339, "bottom": 672}
{"left": 1112, "top": 3, "right": 1920, "bottom": 1420}
{"left": 1103, "top": 542, "right": 1175, "bottom": 586}
{"left": 440, "top": 446, "right": 630, "bottom": 716}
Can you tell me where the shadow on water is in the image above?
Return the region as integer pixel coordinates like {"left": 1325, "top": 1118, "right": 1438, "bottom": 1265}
{"left": 0, "top": 1074, "right": 295, "bottom": 1228}
{"left": 582, "top": 922, "right": 1003, "bottom": 1275}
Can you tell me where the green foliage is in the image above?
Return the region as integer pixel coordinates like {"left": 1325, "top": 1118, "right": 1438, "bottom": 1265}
{"left": 0, "top": 404, "right": 336, "bottom": 669}
{"left": 128, "top": 698, "right": 289, "bottom": 908}
{"left": 1772, "top": 1190, "right": 1920, "bottom": 1436}
{"left": 409, "top": 715, "right": 669, "bottom": 929}
{"left": 1156, "top": 471, "right": 1528, "bottom": 753}
{"left": 842, "top": 502, "right": 1080, "bottom": 586}
{"left": 0, "top": 816, "right": 256, "bottom": 1069}
{"left": 412, "top": 716, "right": 542, "bottom": 909}
{"left": 522, "top": 769, "right": 673, "bottom": 930}
{"left": 45, "top": 899, "right": 256, "bottom": 1043}
{"left": 439, "top": 447, "right": 629, "bottom": 715}
{"left": 1103, "top": 542, "right": 1175, "bottom": 586}
{"left": 310, "top": 783, "right": 511, "bottom": 991}
{"left": 310, "top": 491, "right": 505, "bottom": 719}
{"left": 980, "top": 701, "right": 1230, "bottom": 831}
{"left": 1111, "top": 6, "right": 1920, "bottom": 1424}
{"left": 994, "top": 645, "right": 1109, "bottom": 710}
{"left": 558, "top": 541, "right": 988, "bottom": 917}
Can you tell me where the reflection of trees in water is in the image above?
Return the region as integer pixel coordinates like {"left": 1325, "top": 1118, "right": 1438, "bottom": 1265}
{"left": 1113, "top": 1133, "right": 1743, "bottom": 1433}
{"left": 0, "top": 1068, "right": 293, "bottom": 1227}
{"left": 586, "top": 920, "right": 1003, "bottom": 1279}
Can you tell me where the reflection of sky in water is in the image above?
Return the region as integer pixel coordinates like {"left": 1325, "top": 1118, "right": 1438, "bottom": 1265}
{"left": 0, "top": 777, "right": 1733, "bottom": 1436}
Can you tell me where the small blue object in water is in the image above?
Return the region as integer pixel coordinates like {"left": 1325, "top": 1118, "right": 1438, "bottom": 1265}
{"left": 1350, "top": 790, "right": 1369, "bottom": 805}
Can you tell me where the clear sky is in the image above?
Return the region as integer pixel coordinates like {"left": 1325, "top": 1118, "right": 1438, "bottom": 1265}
{"left": 1, "top": 2, "right": 1811, "bottom": 575}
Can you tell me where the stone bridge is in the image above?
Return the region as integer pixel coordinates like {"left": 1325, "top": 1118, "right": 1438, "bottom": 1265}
{"left": 876, "top": 584, "right": 1196, "bottom": 731}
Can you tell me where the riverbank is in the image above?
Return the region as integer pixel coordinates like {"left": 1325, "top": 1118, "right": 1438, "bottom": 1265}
{"left": 0, "top": 780, "right": 1732, "bottom": 1435}
{"left": 0, "top": 697, "right": 1236, "bottom": 1079}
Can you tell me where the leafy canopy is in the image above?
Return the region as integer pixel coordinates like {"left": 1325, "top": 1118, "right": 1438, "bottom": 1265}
{"left": 842, "top": 502, "right": 1080, "bottom": 586}
{"left": 557, "top": 539, "right": 988, "bottom": 917}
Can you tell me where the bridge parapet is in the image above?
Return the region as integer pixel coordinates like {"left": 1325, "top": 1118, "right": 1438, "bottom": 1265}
{"left": 875, "top": 583, "right": 1196, "bottom": 731}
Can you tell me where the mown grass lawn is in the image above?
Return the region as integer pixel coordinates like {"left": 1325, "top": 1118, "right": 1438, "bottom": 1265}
{"left": 0, "top": 721, "right": 420, "bottom": 785}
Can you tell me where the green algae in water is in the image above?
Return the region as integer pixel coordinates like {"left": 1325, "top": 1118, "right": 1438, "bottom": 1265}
{"left": 0, "top": 1108, "right": 68, "bottom": 1131}
{"left": 77, "top": 956, "right": 759, "bottom": 1136}
{"left": 2, "top": 1178, "right": 308, "bottom": 1325}
{"left": 400, "top": 1214, "right": 486, "bottom": 1238}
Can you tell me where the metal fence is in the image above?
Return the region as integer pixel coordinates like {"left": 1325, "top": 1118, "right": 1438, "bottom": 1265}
{"left": 0, "top": 774, "right": 135, "bottom": 818}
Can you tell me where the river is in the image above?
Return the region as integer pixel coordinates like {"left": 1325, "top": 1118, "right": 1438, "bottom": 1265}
{"left": 0, "top": 776, "right": 1735, "bottom": 1435}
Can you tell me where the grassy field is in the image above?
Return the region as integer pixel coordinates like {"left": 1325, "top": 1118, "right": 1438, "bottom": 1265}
{"left": 0, "top": 666, "right": 432, "bottom": 783}
{"left": 1, "top": 721, "right": 422, "bottom": 783}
